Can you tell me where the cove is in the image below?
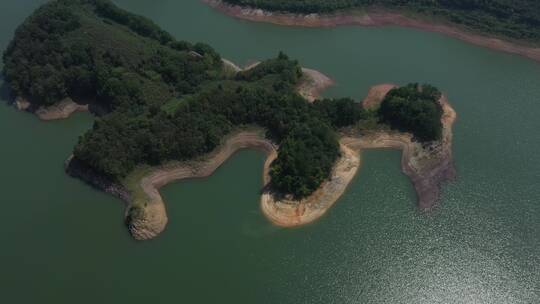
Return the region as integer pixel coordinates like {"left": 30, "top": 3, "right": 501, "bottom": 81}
{"left": 0, "top": 0, "right": 539, "bottom": 303}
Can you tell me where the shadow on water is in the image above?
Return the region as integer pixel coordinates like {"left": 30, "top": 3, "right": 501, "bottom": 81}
{"left": 0, "top": 75, "right": 14, "bottom": 105}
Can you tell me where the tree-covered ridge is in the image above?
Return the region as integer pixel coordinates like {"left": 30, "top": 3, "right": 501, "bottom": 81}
{"left": 2, "top": 0, "right": 361, "bottom": 199}
{"left": 2, "top": 0, "right": 222, "bottom": 107}
{"left": 2, "top": 0, "right": 444, "bottom": 199}
{"left": 378, "top": 84, "right": 443, "bottom": 142}
{"left": 223, "top": 0, "right": 540, "bottom": 42}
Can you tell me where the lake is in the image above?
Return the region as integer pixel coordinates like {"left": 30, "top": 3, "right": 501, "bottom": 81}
{"left": 0, "top": 0, "right": 539, "bottom": 303}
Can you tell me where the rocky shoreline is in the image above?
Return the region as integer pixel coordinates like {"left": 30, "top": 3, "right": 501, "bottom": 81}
{"left": 260, "top": 144, "right": 360, "bottom": 227}
{"left": 222, "top": 59, "right": 334, "bottom": 102}
{"left": 259, "top": 85, "right": 456, "bottom": 226}
{"left": 352, "top": 84, "right": 456, "bottom": 210}
{"left": 61, "top": 60, "right": 455, "bottom": 239}
{"left": 15, "top": 97, "right": 90, "bottom": 120}
{"left": 64, "top": 81, "right": 456, "bottom": 239}
{"left": 65, "top": 129, "right": 276, "bottom": 240}
{"left": 56, "top": 59, "right": 334, "bottom": 240}
{"left": 203, "top": 0, "right": 540, "bottom": 63}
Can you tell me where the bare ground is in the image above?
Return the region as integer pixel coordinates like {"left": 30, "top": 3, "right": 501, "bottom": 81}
{"left": 15, "top": 97, "right": 89, "bottom": 121}
{"left": 128, "top": 130, "right": 276, "bottom": 240}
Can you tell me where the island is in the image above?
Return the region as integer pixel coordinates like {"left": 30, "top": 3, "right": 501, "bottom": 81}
{"left": 204, "top": 0, "right": 540, "bottom": 63}
{"left": 3, "top": 0, "right": 456, "bottom": 240}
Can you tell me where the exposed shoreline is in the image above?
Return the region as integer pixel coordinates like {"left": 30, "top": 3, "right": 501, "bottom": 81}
{"left": 64, "top": 59, "right": 334, "bottom": 240}
{"left": 222, "top": 59, "right": 334, "bottom": 102}
{"left": 343, "top": 94, "right": 456, "bottom": 210}
{"left": 260, "top": 144, "right": 360, "bottom": 227}
{"left": 297, "top": 68, "right": 334, "bottom": 102}
{"left": 131, "top": 130, "right": 276, "bottom": 240}
{"left": 354, "top": 84, "right": 456, "bottom": 210}
{"left": 203, "top": 0, "right": 540, "bottom": 63}
{"left": 64, "top": 61, "right": 455, "bottom": 239}
{"left": 260, "top": 84, "right": 456, "bottom": 226}
{"left": 15, "top": 97, "right": 90, "bottom": 121}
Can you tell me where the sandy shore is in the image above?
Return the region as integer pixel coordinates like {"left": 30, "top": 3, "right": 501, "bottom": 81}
{"left": 259, "top": 84, "right": 456, "bottom": 226}
{"left": 64, "top": 60, "right": 454, "bottom": 238}
{"left": 345, "top": 88, "right": 457, "bottom": 210}
{"left": 120, "top": 61, "right": 333, "bottom": 239}
{"left": 222, "top": 58, "right": 333, "bottom": 102}
{"left": 261, "top": 144, "right": 360, "bottom": 227}
{"left": 361, "top": 83, "right": 396, "bottom": 109}
{"left": 297, "top": 68, "right": 334, "bottom": 102}
{"left": 15, "top": 97, "right": 89, "bottom": 121}
{"left": 56, "top": 59, "right": 332, "bottom": 240}
{"left": 204, "top": 0, "right": 540, "bottom": 63}
{"left": 126, "top": 130, "right": 276, "bottom": 240}
{"left": 67, "top": 83, "right": 456, "bottom": 238}
{"left": 122, "top": 130, "right": 360, "bottom": 237}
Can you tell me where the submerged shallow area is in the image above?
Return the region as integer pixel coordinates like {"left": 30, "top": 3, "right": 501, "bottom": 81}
{"left": 0, "top": 0, "right": 539, "bottom": 303}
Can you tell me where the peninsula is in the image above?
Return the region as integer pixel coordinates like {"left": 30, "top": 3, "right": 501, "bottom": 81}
{"left": 3, "top": 0, "right": 456, "bottom": 240}
{"left": 204, "top": 0, "right": 540, "bottom": 63}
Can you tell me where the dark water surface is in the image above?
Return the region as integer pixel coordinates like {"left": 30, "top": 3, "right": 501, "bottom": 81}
{"left": 0, "top": 0, "right": 539, "bottom": 303}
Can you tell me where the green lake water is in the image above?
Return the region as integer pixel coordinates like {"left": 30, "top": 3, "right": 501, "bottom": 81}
{"left": 0, "top": 0, "right": 539, "bottom": 303}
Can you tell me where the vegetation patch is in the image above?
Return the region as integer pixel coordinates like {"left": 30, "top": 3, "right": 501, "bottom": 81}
{"left": 3, "top": 0, "right": 444, "bottom": 200}
{"left": 378, "top": 84, "right": 443, "bottom": 142}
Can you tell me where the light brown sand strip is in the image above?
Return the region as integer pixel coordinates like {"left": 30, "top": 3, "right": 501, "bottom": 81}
{"left": 15, "top": 97, "right": 89, "bottom": 121}
{"left": 259, "top": 85, "right": 456, "bottom": 226}
{"left": 129, "top": 130, "right": 276, "bottom": 240}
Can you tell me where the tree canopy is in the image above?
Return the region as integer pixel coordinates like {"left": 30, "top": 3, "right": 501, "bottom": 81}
{"left": 3, "top": 0, "right": 445, "bottom": 199}
{"left": 378, "top": 83, "right": 443, "bottom": 142}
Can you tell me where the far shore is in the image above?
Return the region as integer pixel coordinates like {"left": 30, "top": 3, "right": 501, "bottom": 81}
{"left": 203, "top": 0, "right": 540, "bottom": 63}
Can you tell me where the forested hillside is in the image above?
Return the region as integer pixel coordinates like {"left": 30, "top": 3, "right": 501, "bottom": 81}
{"left": 223, "top": 0, "right": 540, "bottom": 42}
{"left": 3, "top": 0, "right": 443, "bottom": 199}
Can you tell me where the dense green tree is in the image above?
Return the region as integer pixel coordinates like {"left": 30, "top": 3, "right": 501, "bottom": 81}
{"left": 313, "top": 98, "right": 365, "bottom": 128}
{"left": 3, "top": 0, "right": 445, "bottom": 199}
{"left": 270, "top": 121, "right": 340, "bottom": 198}
{"left": 378, "top": 83, "right": 443, "bottom": 142}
